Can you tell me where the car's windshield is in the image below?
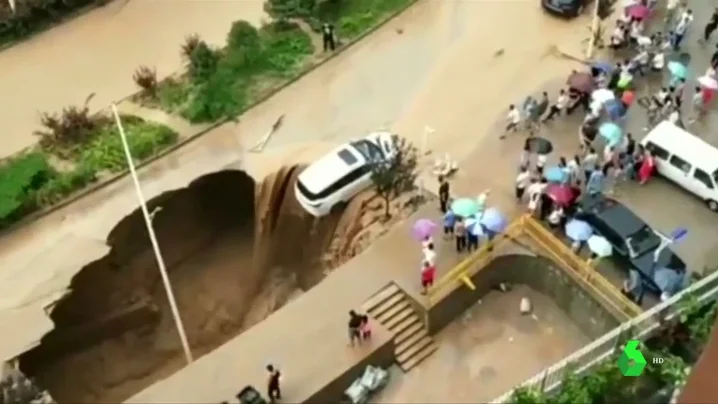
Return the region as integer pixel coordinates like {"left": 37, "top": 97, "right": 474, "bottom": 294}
{"left": 625, "top": 225, "right": 661, "bottom": 257}
{"left": 351, "top": 140, "right": 385, "bottom": 162}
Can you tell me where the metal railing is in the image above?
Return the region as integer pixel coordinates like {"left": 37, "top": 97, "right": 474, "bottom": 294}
{"left": 490, "top": 268, "right": 718, "bottom": 403}
{"left": 520, "top": 215, "right": 643, "bottom": 320}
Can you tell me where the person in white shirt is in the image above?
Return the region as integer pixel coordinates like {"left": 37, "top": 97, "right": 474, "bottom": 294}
{"left": 422, "top": 243, "right": 436, "bottom": 267}
{"left": 515, "top": 167, "right": 532, "bottom": 201}
{"left": 651, "top": 51, "right": 665, "bottom": 72}
{"left": 672, "top": 9, "right": 692, "bottom": 50}
{"left": 526, "top": 179, "right": 545, "bottom": 214}
{"left": 668, "top": 108, "right": 681, "bottom": 125}
{"left": 567, "top": 155, "right": 581, "bottom": 184}
{"left": 603, "top": 145, "right": 615, "bottom": 165}
{"left": 547, "top": 207, "right": 564, "bottom": 229}
{"left": 582, "top": 147, "right": 598, "bottom": 182}
{"left": 502, "top": 104, "right": 521, "bottom": 139}
{"left": 421, "top": 235, "right": 434, "bottom": 250}
{"left": 536, "top": 154, "right": 548, "bottom": 175}
{"left": 543, "top": 89, "right": 568, "bottom": 122}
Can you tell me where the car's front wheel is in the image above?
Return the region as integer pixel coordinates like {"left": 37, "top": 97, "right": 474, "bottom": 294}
{"left": 330, "top": 200, "right": 348, "bottom": 215}
{"left": 707, "top": 199, "right": 718, "bottom": 212}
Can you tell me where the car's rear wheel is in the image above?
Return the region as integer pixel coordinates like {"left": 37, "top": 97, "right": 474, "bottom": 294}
{"left": 330, "top": 200, "right": 348, "bottom": 214}
{"left": 707, "top": 199, "right": 718, "bottom": 212}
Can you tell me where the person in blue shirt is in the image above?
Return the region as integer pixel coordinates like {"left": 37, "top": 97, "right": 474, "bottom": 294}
{"left": 586, "top": 165, "right": 606, "bottom": 195}
{"left": 443, "top": 209, "right": 456, "bottom": 239}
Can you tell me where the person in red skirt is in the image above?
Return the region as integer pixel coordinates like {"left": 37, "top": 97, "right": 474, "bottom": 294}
{"left": 421, "top": 260, "right": 436, "bottom": 295}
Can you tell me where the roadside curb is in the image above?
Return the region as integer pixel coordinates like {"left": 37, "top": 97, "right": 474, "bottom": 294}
{"left": 0, "top": 0, "right": 421, "bottom": 237}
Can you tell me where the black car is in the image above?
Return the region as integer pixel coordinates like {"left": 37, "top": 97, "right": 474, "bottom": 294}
{"left": 541, "top": 0, "right": 588, "bottom": 18}
{"left": 575, "top": 195, "right": 687, "bottom": 294}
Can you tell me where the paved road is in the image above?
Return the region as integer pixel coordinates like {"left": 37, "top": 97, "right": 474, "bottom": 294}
{"left": 0, "top": 0, "right": 265, "bottom": 157}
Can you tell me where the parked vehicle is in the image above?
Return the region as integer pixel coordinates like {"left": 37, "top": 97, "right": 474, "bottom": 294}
{"left": 641, "top": 121, "right": 718, "bottom": 212}
{"left": 541, "top": 0, "right": 588, "bottom": 18}
{"left": 295, "top": 132, "right": 396, "bottom": 217}
{"left": 576, "top": 194, "right": 687, "bottom": 294}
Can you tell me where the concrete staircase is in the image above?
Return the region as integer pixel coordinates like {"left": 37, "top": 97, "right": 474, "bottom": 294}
{"left": 362, "top": 283, "right": 437, "bottom": 372}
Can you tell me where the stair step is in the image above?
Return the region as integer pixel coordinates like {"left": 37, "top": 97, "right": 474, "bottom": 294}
{"left": 391, "top": 314, "right": 420, "bottom": 336}
{"left": 396, "top": 335, "right": 433, "bottom": 364}
{"left": 396, "top": 329, "right": 428, "bottom": 357}
{"left": 399, "top": 341, "right": 437, "bottom": 372}
{"left": 395, "top": 322, "right": 424, "bottom": 346}
{"left": 362, "top": 284, "right": 400, "bottom": 313}
{"left": 368, "top": 293, "right": 405, "bottom": 319}
{"left": 384, "top": 307, "right": 415, "bottom": 331}
{"left": 375, "top": 300, "right": 411, "bottom": 324}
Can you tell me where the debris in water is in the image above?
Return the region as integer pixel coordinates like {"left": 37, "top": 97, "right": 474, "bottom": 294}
{"left": 531, "top": 314, "right": 539, "bottom": 321}
{"left": 396, "top": 28, "right": 404, "bottom": 34}
{"left": 520, "top": 297, "right": 532, "bottom": 315}
{"left": 494, "top": 49, "right": 505, "bottom": 57}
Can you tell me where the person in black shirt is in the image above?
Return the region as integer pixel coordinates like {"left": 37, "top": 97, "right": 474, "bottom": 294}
{"left": 438, "top": 176, "right": 450, "bottom": 213}
{"left": 322, "top": 23, "right": 336, "bottom": 52}
{"left": 624, "top": 133, "right": 635, "bottom": 156}
{"left": 266, "top": 364, "right": 281, "bottom": 403}
{"left": 704, "top": 9, "right": 718, "bottom": 42}
{"left": 348, "top": 310, "right": 363, "bottom": 346}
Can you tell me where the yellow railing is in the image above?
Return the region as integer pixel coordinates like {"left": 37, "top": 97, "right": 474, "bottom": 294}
{"left": 520, "top": 215, "right": 643, "bottom": 320}
{"left": 427, "top": 219, "right": 523, "bottom": 305}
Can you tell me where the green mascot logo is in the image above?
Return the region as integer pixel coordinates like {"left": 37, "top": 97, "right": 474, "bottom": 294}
{"left": 618, "top": 340, "right": 647, "bottom": 376}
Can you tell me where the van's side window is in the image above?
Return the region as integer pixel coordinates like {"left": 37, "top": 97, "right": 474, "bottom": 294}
{"left": 694, "top": 169, "right": 715, "bottom": 189}
{"left": 669, "top": 155, "right": 692, "bottom": 174}
{"left": 645, "top": 142, "right": 669, "bottom": 160}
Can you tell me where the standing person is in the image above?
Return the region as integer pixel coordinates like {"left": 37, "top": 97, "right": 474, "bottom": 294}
{"left": 454, "top": 217, "right": 467, "bottom": 253}
{"left": 638, "top": 151, "right": 656, "bottom": 184}
{"left": 602, "top": 145, "right": 615, "bottom": 172}
{"left": 702, "top": 8, "right": 718, "bottom": 43}
{"left": 466, "top": 228, "right": 479, "bottom": 252}
{"left": 348, "top": 311, "right": 363, "bottom": 346}
{"left": 423, "top": 242, "right": 437, "bottom": 269}
{"left": 266, "top": 364, "right": 282, "bottom": 403}
{"left": 515, "top": 167, "right": 532, "bottom": 201}
{"left": 438, "top": 176, "right": 450, "bottom": 213}
{"left": 543, "top": 89, "right": 568, "bottom": 122}
{"left": 567, "top": 155, "right": 581, "bottom": 184}
{"left": 520, "top": 138, "right": 532, "bottom": 168}
{"left": 322, "top": 22, "right": 336, "bottom": 52}
{"left": 547, "top": 206, "right": 564, "bottom": 230}
{"left": 587, "top": 166, "right": 605, "bottom": 195}
{"left": 624, "top": 133, "right": 636, "bottom": 157}
{"left": 688, "top": 86, "right": 706, "bottom": 124}
{"left": 359, "top": 314, "right": 372, "bottom": 340}
{"left": 673, "top": 78, "right": 686, "bottom": 109}
{"left": 502, "top": 104, "right": 521, "bottom": 139}
{"left": 421, "top": 235, "right": 434, "bottom": 250}
{"left": 442, "top": 209, "right": 456, "bottom": 240}
{"left": 536, "top": 153, "right": 547, "bottom": 176}
{"left": 420, "top": 260, "right": 436, "bottom": 295}
{"left": 582, "top": 147, "right": 599, "bottom": 182}
{"left": 672, "top": 10, "right": 692, "bottom": 50}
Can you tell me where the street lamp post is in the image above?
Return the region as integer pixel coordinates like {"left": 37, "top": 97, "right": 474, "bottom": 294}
{"left": 111, "top": 104, "right": 193, "bottom": 365}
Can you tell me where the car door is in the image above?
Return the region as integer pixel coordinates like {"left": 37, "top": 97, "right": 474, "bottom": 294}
{"left": 666, "top": 154, "right": 693, "bottom": 191}
{"left": 687, "top": 167, "right": 716, "bottom": 201}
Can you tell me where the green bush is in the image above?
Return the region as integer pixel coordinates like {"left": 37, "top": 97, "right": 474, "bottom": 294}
{"left": 336, "top": 0, "right": 413, "bottom": 38}
{"left": 226, "top": 20, "right": 263, "bottom": 69}
{"left": 79, "top": 120, "right": 179, "bottom": 173}
{"left": 157, "top": 78, "right": 193, "bottom": 113}
{"left": 188, "top": 41, "right": 221, "bottom": 83}
{"left": 263, "top": 0, "right": 318, "bottom": 20}
{"left": 262, "top": 22, "right": 314, "bottom": 75}
{"left": 33, "top": 163, "right": 97, "bottom": 207}
{"left": 183, "top": 66, "right": 247, "bottom": 123}
{"left": 0, "top": 152, "right": 55, "bottom": 224}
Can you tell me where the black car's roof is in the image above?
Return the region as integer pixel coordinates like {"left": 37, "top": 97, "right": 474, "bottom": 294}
{"left": 582, "top": 196, "right": 645, "bottom": 237}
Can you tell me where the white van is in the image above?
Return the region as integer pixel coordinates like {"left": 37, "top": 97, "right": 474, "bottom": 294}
{"left": 641, "top": 121, "right": 718, "bottom": 212}
{"left": 294, "top": 132, "right": 396, "bottom": 217}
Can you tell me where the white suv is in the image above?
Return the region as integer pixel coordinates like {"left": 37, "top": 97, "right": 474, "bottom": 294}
{"left": 295, "top": 132, "right": 396, "bottom": 217}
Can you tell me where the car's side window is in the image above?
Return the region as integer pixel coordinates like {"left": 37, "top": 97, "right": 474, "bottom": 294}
{"left": 694, "top": 169, "right": 715, "bottom": 189}
{"left": 669, "top": 155, "right": 692, "bottom": 174}
{"left": 645, "top": 142, "right": 670, "bottom": 160}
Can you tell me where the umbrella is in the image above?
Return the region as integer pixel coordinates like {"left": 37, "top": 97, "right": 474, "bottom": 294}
{"left": 698, "top": 75, "right": 718, "bottom": 90}
{"left": 464, "top": 217, "right": 485, "bottom": 237}
{"left": 567, "top": 71, "right": 595, "bottom": 93}
{"left": 667, "top": 61, "right": 687, "bottom": 80}
{"left": 605, "top": 99, "right": 626, "bottom": 121}
{"left": 479, "top": 207, "right": 508, "bottom": 233}
{"left": 526, "top": 137, "right": 553, "bottom": 155}
{"left": 653, "top": 267, "right": 686, "bottom": 295}
{"left": 412, "top": 218, "right": 437, "bottom": 241}
{"left": 546, "top": 184, "right": 575, "bottom": 206}
{"left": 544, "top": 166, "right": 569, "bottom": 183}
{"left": 599, "top": 122, "right": 622, "bottom": 146}
{"left": 451, "top": 198, "right": 479, "bottom": 218}
{"left": 587, "top": 235, "right": 613, "bottom": 258}
{"left": 565, "top": 219, "right": 593, "bottom": 242}
{"left": 591, "top": 62, "right": 614, "bottom": 74}
{"left": 626, "top": 4, "right": 649, "bottom": 19}
{"left": 592, "top": 88, "right": 615, "bottom": 104}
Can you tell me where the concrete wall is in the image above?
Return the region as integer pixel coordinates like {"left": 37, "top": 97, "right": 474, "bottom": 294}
{"left": 426, "top": 253, "right": 621, "bottom": 338}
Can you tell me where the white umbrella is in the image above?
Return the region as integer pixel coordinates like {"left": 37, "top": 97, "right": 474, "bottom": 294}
{"left": 587, "top": 235, "right": 613, "bottom": 258}
{"left": 592, "top": 89, "right": 615, "bottom": 105}
{"left": 698, "top": 75, "right": 718, "bottom": 90}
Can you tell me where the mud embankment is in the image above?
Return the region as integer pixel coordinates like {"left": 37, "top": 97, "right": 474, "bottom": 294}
{"left": 18, "top": 166, "right": 345, "bottom": 404}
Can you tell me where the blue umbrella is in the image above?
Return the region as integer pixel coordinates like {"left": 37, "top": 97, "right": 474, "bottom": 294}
{"left": 667, "top": 61, "right": 687, "bottom": 80}
{"left": 544, "top": 166, "right": 569, "bottom": 183}
{"left": 565, "top": 219, "right": 593, "bottom": 242}
{"left": 479, "top": 207, "right": 508, "bottom": 233}
{"left": 653, "top": 268, "right": 686, "bottom": 295}
{"left": 604, "top": 99, "right": 625, "bottom": 121}
{"left": 599, "top": 122, "right": 622, "bottom": 146}
{"left": 464, "top": 217, "right": 485, "bottom": 237}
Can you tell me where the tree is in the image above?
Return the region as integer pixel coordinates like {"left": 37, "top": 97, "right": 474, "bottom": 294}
{"left": 369, "top": 135, "right": 418, "bottom": 219}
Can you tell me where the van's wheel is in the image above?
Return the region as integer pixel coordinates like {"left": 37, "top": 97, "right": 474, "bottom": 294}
{"left": 707, "top": 199, "right": 718, "bottom": 212}
{"left": 330, "top": 201, "right": 347, "bottom": 214}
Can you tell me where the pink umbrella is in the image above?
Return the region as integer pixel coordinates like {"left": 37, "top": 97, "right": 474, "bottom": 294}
{"left": 626, "top": 4, "right": 649, "bottom": 20}
{"left": 412, "top": 218, "right": 438, "bottom": 241}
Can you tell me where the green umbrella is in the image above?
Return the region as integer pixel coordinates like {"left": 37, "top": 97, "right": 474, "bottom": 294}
{"left": 450, "top": 198, "right": 480, "bottom": 218}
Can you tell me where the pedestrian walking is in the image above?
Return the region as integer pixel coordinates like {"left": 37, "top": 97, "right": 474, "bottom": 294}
{"left": 322, "top": 23, "right": 336, "bottom": 52}
{"left": 543, "top": 89, "right": 568, "bottom": 122}
{"left": 501, "top": 104, "right": 521, "bottom": 139}
{"left": 348, "top": 310, "right": 363, "bottom": 346}
{"left": 536, "top": 153, "right": 547, "bottom": 176}
{"left": 438, "top": 176, "right": 450, "bottom": 213}
{"left": 423, "top": 242, "right": 437, "bottom": 267}
{"left": 442, "top": 209, "right": 456, "bottom": 239}
{"left": 266, "top": 364, "right": 282, "bottom": 403}
{"left": 454, "top": 217, "right": 467, "bottom": 253}
{"left": 515, "top": 167, "right": 531, "bottom": 201}
{"left": 582, "top": 147, "right": 598, "bottom": 182}
{"left": 673, "top": 78, "right": 686, "bottom": 108}
{"left": 587, "top": 166, "right": 605, "bottom": 195}
{"left": 420, "top": 260, "right": 436, "bottom": 295}
{"left": 702, "top": 9, "right": 718, "bottom": 43}
{"left": 526, "top": 179, "right": 541, "bottom": 215}
{"left": 688, "top": 86, "right": 706, "bottom": 124}
{"left": 672, "top": 10, "right": 692, "bottom": 50}
{"left": 520, "top": 138, "right": 532, "bottom": 168}
{"left": 567, "top": 155, "right": 581, "bottom": 184}
{"left": 466, "top": 229, "right": 479, "bottom": 252}
{"left": 359, "top": 314, "right": 372, "bottom": 340}
{"left": 638, "top": 151, "right": 656, "bottom": 184}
